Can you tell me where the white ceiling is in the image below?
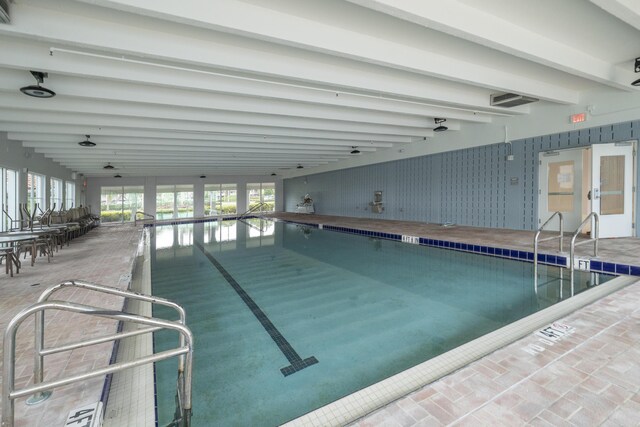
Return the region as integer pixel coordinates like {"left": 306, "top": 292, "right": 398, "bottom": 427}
{"left": 1, "top": 0, "right": 639, "bottom": 177}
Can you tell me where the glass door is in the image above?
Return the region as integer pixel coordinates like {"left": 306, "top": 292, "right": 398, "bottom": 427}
{"left": 538, "top": 149, "right": 584, "bottom": 231}
{"left": 591, "top": 142, "right": 635, "bottom": 238}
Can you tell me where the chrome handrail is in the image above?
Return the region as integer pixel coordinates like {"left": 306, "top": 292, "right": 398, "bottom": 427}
{"left": 570, "top": 212, "right": 599, "bottom": 296}
{"left": 134, "top": 211, "right": 155, "bottom": 226}
{"left": 533, "top": 212, "right": 564, "bottom": 293}
{"left": 238, "top": 202, "right": 266, "bottom": 220}
{"left": 30, "top": 280, "right": 187, "bottom": 404}
{"left": 2, "top": 300, "right": 193, "bottom": 427}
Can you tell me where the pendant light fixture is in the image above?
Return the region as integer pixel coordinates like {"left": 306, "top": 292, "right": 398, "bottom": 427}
{"left": 297, "top": 164, "right": 304, "bottom": 169}
{"left": 114, "top": 174, "right": 122, "bottom": 178}
{"left": 433, "top": 118, "right": 448, "bottom": 132}
{"left": 78, "top": 135, "right": 96, "bottom": 147}
{"left": 20, "top": 71, "right": 56, "bottom": 98}
{"left": 103, "top": 163, "right": 115, "bottom": 170}
{"left": 350, "top": 146, "right": 361, "bottom": 154}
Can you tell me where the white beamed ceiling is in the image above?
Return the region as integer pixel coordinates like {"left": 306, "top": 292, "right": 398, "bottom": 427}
{"left": 1, "top": 0, "right": 638, "bottom": 177}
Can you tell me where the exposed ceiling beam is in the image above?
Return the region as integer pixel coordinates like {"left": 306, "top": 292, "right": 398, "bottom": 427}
{"left": 0, "top": 101, "right": 436, "bottom": 136}
{"left": 12, "top": 133, "right": 389, "bottom": 149}
{"left": 0, "top": 111, "right": 421, "bottom": 140}
{"left": 0, "top": 70, "right": 494, "bottom": 124}
{"left": 64, "top": 0, "right": 580, "bottom": 103}
{"left": 589, "top": 0, "right": 640, "bottom": 31}
{"left": 0, "top": 1, "right": 578, "bottom": 106}
{"left": 2, "top": 123, "right": 411, "bottom": 143}
{"left": 346, "top": 0, "right": 636, "bottom": 91}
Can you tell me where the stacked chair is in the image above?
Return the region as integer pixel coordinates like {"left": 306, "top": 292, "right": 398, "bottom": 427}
{"left": 0, "top": 203, "right": 100, "bottom": 274}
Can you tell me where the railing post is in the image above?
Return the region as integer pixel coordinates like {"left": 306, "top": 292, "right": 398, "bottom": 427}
{"left": 27, "top": 309, "right": 51, "bottom": 405}
{"left": 3, "top": 300, "right": 193, "bottom": 427}
{"left": 2, "top": 316, "right": 17, "bottom": 427}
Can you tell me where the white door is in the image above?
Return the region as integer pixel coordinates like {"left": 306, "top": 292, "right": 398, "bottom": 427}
{"left": 538, "top": 149, "right": 584, "bottom": 231}
{"left": 591, "top": 142, "right": 635, "bottom": 238}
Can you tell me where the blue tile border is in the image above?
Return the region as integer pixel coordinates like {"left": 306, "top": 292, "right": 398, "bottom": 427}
{"left": 146, "top": 216, "right": 640, "bottom": 277}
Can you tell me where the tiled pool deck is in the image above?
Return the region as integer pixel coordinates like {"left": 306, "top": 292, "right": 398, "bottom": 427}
{"left": 1, "top": 216, "right": 639, "bottom": 426}
{"left": 0, "top": 225, "right": 139, "bottom": 427}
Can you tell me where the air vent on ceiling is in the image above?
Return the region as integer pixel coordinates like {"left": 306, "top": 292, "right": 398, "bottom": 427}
{"left": 490, "top": 92, "right": 538, "bottom": 108}
{"left": 0, "top": 0, "right": 10, "bottom": 24}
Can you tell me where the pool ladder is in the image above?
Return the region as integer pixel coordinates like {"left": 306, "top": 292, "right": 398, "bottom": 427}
{"left": 134, "top": 210, "right": 155, "bottom": 226}
{"left": 534, "top": 212, "right": 599, "bottom": 296}
{"left": 1, "top": 280, "right": 194, "bottom": 427}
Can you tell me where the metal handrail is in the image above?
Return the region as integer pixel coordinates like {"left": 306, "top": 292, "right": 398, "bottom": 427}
{"left": 570, "top": 212, "right": 599, "bottom": 296}
{"left": 238, "top": 202, "right": 266, "bottom": 220}
{"left": 2, "top": 301, "right": 193, "bottom": 427}
{"left": 533, "top": 212, "right": 564, "bottom": 293}
{"left": 134, "top": 211, "right": 155, "bottom": 226}
{"left": 30, "top": 280, "right": 187, "bottom": 404}
{"left": 238, "top": 217, "right": 266, "bottom": 233}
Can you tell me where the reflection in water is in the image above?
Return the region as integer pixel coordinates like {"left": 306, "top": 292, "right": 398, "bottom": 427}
{"left": 204, "top": 221, "right": 237, "bottom": 243}
{"left": 155, "top": 227, "right": 174, "bottom": 249}
{"left": 155, "top": 219, "right": 276, "bottom": 251}
{"left": 155, "top": 224, "right": 194, "bottom": 249}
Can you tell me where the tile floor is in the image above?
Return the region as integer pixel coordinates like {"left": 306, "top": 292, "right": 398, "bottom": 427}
{"left": 2, "top": 216, "right": 639, "bottom": 427}
{"left": 0, "top": 225, "right": 140, "bottom": 427}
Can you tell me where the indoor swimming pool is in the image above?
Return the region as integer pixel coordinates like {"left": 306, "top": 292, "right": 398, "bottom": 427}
{"left": 149, "top": 219, "right": 613, "bottom": 426}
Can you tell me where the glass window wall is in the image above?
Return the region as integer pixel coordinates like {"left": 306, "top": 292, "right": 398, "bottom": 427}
{"left": 100, "top": 186, "right": 144, "bottom": 223}
{"left": 65, "top": 181, "right": 76, "bottom": 209}
{"left": 204, "top": 184, "right": 237, "bottom": 216}
{"left": 246, "top": 182, "right": 275, "bottom": 213}
{"left": 156, "top": 185, "right": 194, "bottom": 220}
{"left": 1, "top": 168, "right": 18, "bottom": 232}
{"left": 27, "top": 172, "right": 46, "bottom": 215}
{"left": 50, "top": 177, "right": 63, "bottom": 210}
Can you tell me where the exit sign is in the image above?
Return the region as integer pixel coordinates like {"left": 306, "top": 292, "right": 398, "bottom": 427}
{"left": 570, "top": 112, "right": 587, "bottom": 124}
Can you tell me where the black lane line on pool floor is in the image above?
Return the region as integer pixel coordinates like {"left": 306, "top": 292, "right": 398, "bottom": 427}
{"left": 195, "top": 241, "right": 318, "bottom": 376}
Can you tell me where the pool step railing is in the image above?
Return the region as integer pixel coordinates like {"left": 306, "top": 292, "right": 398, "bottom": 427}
{"left": 237, "top": 217, "right": 266, "bottom": 233}
{"left": 1, "top": 280, "right": 194, "bottom": 427}
{"left": 533, "top": 212, "right": 564, "bottom": 293}
{"left": 534, "top": 212, "right": 600, "bottom": 297}
{"left": 569, "top": 212, "right": 599, "bottom": 296}
{"left": 134, "top": 210, "right": 155, "bottom": 226}
{"left": 237, "top": 202, "right": 267, "bottom": 220}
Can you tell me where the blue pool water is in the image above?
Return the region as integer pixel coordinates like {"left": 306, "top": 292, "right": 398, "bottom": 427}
{"left": 150, "top": 219, "right": 611, "bottom": 426}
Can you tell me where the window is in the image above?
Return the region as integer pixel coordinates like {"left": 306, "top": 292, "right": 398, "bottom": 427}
{"left": 100, "top": 186, "right": 144, "bottom": 223}
{"left": 547, "top": 161, "right": 574, "bottom": 212}
{"left": 246, "top": 182, "right": 275, "bottom": 212}
{"left": 50, "top": 177, "right": 63, "bottom": 210}
{"left": 156, "top": 185, "right": 194, "bottom": 220}
{"left": 204, "top": 184, "right": 237, "bottom": 216}
{"left": 1, "top": 168, "right": 18, "bottom": 232}
{"left": 65, "top": 181, "right": 76, "bottom": 209}
{"left": 27, "top": 172, "right": 46, "bottom": 215}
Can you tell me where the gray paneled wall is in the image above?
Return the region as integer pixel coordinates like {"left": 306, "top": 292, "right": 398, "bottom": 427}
{"left": 285, "top": 120, "right": 639, "bottom": 235}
